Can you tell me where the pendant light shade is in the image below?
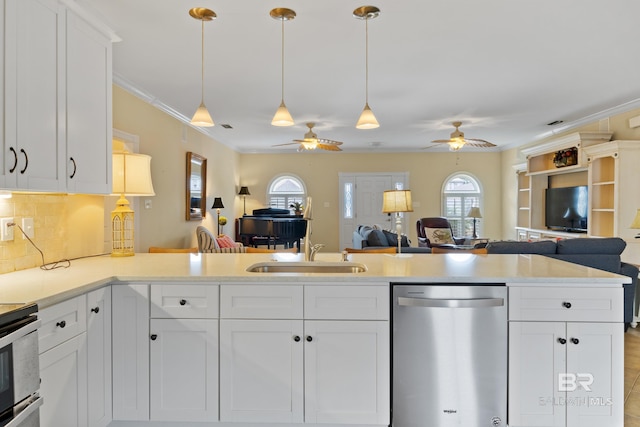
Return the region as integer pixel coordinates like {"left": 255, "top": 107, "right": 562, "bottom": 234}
{"left": 270, "top": 8, "right": 296, "bottom": 127}
{"left": 354, "top": 6, "right": 380, "bottom": 130}
{"left": 189, "top": 8, "right": 216, "bottom": 127}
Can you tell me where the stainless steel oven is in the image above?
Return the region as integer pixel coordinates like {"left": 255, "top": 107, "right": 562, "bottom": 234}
{"left": 0, "top": 304, "right": 41, "bottom": 427}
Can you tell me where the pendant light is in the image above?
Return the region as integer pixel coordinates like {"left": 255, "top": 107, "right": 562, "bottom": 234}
{"left": 270, "top": 8, "right": 296, "bottom": 127}
{"left": 189, "top": 8, "right": 216, "bottom": 127}
{"left": 353, "top": 6, "right": 380, "bottom": 129}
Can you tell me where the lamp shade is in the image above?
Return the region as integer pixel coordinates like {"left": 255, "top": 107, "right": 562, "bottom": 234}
{"left": 112, "top": 152, "right": 155, "bottom": 196}
{"left": 630, "top": 209, "right": 640, "bottom": 229}
{"left": 211, "top": 197, "right": 224, "bottom": 209}
{"left": 467, "top": 207, "right": 483, "bottom": 219}
{"left": 238, "top": 186, "right": 251, "bottom": 196}
{"left": 382, "top": 190, "right": 413, "bottom": 213}
{"left": 356, "top": 103, "right": 380, "bottom": 130}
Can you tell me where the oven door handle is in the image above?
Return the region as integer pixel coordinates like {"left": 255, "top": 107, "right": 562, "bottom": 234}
{"left": 0, "top": 318, "right": 41, "bottom": 350}
{"left": 5, "top": 395, "right": 43, "bottom": 427}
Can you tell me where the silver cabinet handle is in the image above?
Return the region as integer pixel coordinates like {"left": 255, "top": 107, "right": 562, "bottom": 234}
{"left": 397, "top": 296, "right": 504, "bottom": 308}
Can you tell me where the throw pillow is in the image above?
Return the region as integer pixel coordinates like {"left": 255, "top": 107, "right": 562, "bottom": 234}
{"left": 382, "top": 230, "right": 410, "bottom": 247}
{"left": 425, "top": 228, "right": 454, "bottom": 245}
{"left": 367, "top": 229, "right": 388, "bottom": 247}
{"left": 216, "top": 234, "right": 237, "bottom": 248}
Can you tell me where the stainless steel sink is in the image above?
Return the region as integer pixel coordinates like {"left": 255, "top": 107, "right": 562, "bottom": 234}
{"left": 246, "top": 261, "right": 367, "bottom": 273}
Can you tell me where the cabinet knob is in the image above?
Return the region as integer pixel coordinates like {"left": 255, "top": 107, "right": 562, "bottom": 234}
{"left": 293, "top": 335, "right": 301, "bottom": 342}
{"left": 56, "top": 320, "right": 66, "bottom": 328}
{"left": 571, "top": 338, "right": 580, "bottom": 345}
{"left": 306, "top": 336, "right": 313, "bottom": 342}
{"left": 179, "top": 299, "right": 187, "bottom": 306}
{"left": 150, "top": 334, "right": 157, "bottom": 341}
{"left": 91, "top": 307, "right": 100, "bottom": 314}
{"left": 562, "top": 301, "right": 572, "bottom": 309}
{"left": 557, "top": 338, "right": 567, "bottom": 344}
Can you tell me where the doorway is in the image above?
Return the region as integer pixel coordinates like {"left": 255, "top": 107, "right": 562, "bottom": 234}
{"left": 338, "top": 172, "right": 410, "bottom": 250}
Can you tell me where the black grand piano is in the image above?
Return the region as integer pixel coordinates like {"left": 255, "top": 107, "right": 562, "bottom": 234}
{"left": 237, "top": 208, "right": 307, "bottom": 251}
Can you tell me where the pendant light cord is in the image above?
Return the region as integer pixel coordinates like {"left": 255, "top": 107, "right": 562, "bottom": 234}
{"left": 200, "top": 18, "right": 205, "bottom": 102}
{"left": 281, "top": 18, "right": 285, "bottom": 102}
{"left": 364, "top": 18, "right": 369, "bottom": 104}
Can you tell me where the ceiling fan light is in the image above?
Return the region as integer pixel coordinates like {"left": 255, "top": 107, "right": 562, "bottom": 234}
{"left": 191, "top": 101, "right": 214, "bottom": 127}
{"left": 448, "top": 139, "right": 465, "bottom": 151}
{"left": 356, "top": 103, "right": 379, "bottom": 129}
{"left": 301, "top": 139, "right": 318, "bottom": 150}
{"left": 271, "top": 100, "right": 294, "bottom": 126}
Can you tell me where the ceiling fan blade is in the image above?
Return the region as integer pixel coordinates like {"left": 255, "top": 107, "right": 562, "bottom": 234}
{"left": 463, "top": 138, "right": 497, "bottom": 148}
{"left": 317, "top": 143, "right": 342, "bottom": 151}
{"left": 431, "top": 139, "right": 455, "bottom": 144}
{"left": 272, "top": 142, "right": 302, "bottom": 147}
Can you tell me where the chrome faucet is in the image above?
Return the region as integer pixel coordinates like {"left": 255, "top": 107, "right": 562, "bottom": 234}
{"left": 303, "top": 197, "right": 325, "bottom": 261}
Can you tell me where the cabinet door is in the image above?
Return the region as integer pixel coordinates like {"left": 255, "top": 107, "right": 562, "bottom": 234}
{"left": 112, "top": 284, "right": 149, "bottom": 421}
{"left": 219, "top": 319, "right": 304, "bottom": 423}
{"left": 304, "top": 320, "right": 390, "bottom": 425}
{"left": 565, "top": 322, "right": 623, "bottom": 427}
{"left": 65, "top": 9, "right": 112, "bottom": 194}
{"left": 39, "top": 333, "right": 88, "bottom": 427}
{"left": 5, "top": 0, "right": 64, "bottom": 191}
{"left": 149, "top": 318, "right": 218, "bottom": 422}
{"left": 87, "top": 287, "right": 112, "bottom": 427}
{"left": 509, "top": 322, "right": 566, "bottom": 427}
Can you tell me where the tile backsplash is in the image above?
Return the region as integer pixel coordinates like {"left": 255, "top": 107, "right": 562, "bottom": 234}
{"left": 0, "top": 193, "right": 106, "bottom": 274}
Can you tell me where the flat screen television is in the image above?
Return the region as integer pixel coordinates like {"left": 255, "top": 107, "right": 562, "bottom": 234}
{"left": 544, "top": 185, "right": 588, "bottom": 233}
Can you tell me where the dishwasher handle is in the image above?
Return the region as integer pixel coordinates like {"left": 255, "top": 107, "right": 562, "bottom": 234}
{"left": 397, "top": 296, "right": 504, "bottom": 308}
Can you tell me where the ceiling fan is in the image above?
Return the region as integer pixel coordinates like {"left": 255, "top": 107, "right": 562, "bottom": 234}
{"left": 429, "top": 121, "right": 496, "bottom": 151}
{"left": 273, "top": 123, "right": 343, "bottom": 152}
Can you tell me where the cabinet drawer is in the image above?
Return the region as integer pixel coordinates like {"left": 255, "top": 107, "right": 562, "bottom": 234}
{"left": 39, "top": 295, "right": 87, "bottom": 353}
{"left": 220, "top": 285, "right": 303, "bottom": 319}
{"left": 509, "top": 286, "right": 623, "bottom": 322}
{"left": 150, "top": 284, "right": 219, "bottom": 318}
{"left": 304, "top": 285, "right": 389, "bottom": 320}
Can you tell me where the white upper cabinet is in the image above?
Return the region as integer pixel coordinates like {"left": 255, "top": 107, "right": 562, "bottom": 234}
{"left": 65, "top": 8, "right": 112, "bottom": 194}
{"left": 1, "top": 0, "right": 112, "bottom": 193}
{"left": 3, "top": 0, "right": 65, "bottom": 191}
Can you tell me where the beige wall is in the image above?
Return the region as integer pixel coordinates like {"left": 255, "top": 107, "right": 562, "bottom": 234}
{"left": 112, "top": 86, "right": 241, "bottom": 250}
{"left": 239, "top": 151, "right": 503, "bottom": 252}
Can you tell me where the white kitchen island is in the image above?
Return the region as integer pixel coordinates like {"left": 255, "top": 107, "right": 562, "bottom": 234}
{"left": 0, "top": 252, "right": 628, "bottom": 427}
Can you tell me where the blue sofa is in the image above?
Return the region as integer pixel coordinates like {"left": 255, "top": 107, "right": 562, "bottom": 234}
{"left": 486, "top": 238, "right": 638, "bottom": 329}
{"left": 352, "top": 225, "right": 432, "bottom": 253}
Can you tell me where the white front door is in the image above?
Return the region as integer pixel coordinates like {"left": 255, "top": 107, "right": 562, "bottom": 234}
{"left": 338, "top": 173, "right": 409, "bottom": 250}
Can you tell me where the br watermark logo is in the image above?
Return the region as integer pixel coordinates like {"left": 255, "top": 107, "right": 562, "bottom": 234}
{"left": 558, "top": 373, "right": 593, "bottom": 392}
{"left": 538, "top": 373, "right": 612, "bottom": 407}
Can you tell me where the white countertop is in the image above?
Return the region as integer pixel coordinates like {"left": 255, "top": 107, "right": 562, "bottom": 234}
{"left": 0, "top": 252, "right": 628, "bottom": 309}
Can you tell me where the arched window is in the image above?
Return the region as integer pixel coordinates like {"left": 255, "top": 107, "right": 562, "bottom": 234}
{"left": 442, "top": 173, "right": 483, "bottom": 237}
{"left": 267, "top": 174, "right": 307, "bottom": 213}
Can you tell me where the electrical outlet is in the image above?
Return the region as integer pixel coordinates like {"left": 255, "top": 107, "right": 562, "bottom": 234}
{"left": 1, "top": 218, "right": 14, "bottom": 241}
{"left": 21, "top": 218, "right": 34, "bottom": 239}
{"left": 144, "top": 199, "right": 152, "bottom": 209}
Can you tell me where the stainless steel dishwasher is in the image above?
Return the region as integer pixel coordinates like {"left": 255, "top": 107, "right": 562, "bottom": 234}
{"left": 392, "top": 284, "right": 507, "bottom": 427}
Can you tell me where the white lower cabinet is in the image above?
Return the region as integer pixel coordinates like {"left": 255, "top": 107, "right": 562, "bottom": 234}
{"left": 220, "top": 319, "right": 304, "bottom": 423}
{"left": 149, "top": 318, "right": 219, "bottom": 422}
{"left": 304, "top": 320, "right": 389, "bottom": 424}
{"left": 87, "top": 287, "right": 112, "bottom": 427}
{"left": 509, "top": 289, "right": 624, "bottom": 427}
{"left": 112, "top": 283, "right": 150, "bottom": 421}
{"left": 219, "top": 283, "right": 390, "bottom": 425}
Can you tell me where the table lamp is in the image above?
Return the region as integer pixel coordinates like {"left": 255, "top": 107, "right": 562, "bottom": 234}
{"left": 111, "top": 152, "right": 155, "bottom": 257}
{"left": 630, "top": 209, "right": 640, "bottom": 238}
{"left": 382, "top": 190, "right": 413, "bottom": 255}
{"left": 238, "top": 186, "right": 250, "bottom": 215}
{"left": 212, "top": 197, "right": 224, "bottom": 235}
{"left": 467, "top": 207, "right": 482, "bottom": 239}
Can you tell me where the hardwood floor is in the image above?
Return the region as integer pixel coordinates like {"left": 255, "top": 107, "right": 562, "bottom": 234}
{"left": 626, "top": 327, "right": 640, "bottom": 425}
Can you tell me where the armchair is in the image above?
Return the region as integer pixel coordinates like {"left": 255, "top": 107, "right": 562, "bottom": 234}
{"left": 416, "top": 217, "right": 466, "bottom": 248}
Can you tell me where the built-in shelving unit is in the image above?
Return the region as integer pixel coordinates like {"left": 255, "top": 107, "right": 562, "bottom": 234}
{"left": 511, "top": 132, "right": 640, "bottom": 241}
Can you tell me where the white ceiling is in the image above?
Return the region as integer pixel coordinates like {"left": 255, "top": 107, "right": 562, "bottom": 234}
{"left": 81, "top": 0, "right": 640, "bottom": 153}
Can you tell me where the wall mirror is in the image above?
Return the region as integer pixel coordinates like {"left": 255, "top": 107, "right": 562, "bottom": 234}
{"left": 186, "top": 152, "right": 207, "bottom": 221}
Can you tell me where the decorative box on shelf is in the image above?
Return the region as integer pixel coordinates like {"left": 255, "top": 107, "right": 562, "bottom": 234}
{"left": 553, "top": 147, "right": 578, "bottom": 168}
